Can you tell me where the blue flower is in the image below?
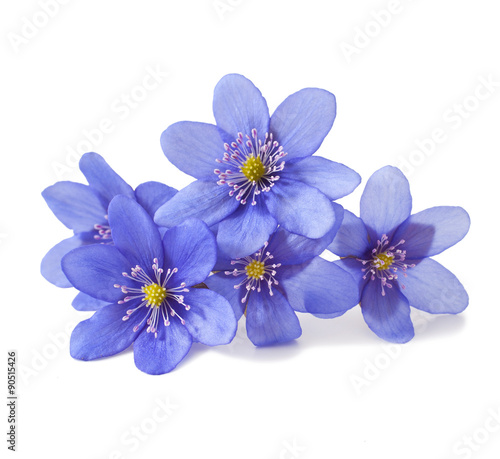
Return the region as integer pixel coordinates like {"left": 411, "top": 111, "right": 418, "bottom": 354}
{"left": 327, "top": 166, "right": 470, "bottom": 343}
{"left": 61, "top": 196, "right": 237, "bottom": 375}
{"left": 205, "top": 213, "right": 359, "bottom": 346}
{"left": 41, "top": 152, "right": 177, "bottom": 311}
{"left": 155, "top": 73, "right": 360, "bottom": 258}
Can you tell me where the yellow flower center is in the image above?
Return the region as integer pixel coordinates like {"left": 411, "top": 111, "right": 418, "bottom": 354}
{"left": 374, "top": 253, "right": 394, "bottom": 270}
{"left": 241, "top": 156, "right": 266, "bottom": 182}
{"left": 142, "top": 283, "right": 167, "bottom": 307}
{"left": 245, "top": 260, "right": 265, "bottom": 279}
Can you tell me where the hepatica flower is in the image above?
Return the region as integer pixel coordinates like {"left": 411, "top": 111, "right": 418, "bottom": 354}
{"left": 205, "top": 215, "right": 359, "bottom": 346}
{"left": 61, "top": 196, "right": 236, "bottom": 374}
{"left": 41, "top": 152, "right": 176, "bottom": 311}
{"left": 155, "top": 73, "right": 360, "bottom": 258}
{"left": 328, "top": 166, "right": 470, "bottom": 343}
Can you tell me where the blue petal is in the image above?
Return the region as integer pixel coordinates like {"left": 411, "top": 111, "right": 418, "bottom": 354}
{"left": 70, "top": 301, "right": 147, "bottom": 360}
{"left": 282, "top": 156, "right": 360, "bottom": 200}
{"left": 269, "top": 88, "right": 336, "bottom": 161}
{"left": 62, "top": 244, "right": 132, "bottom": 303}
{"left": 72, "top": 292, "right": 110, "bottom": 311}
{"left": 41, "top": 234, "right": 85, "bottom": 287}
{"left": 312, "top": 258, "right": 365, "bottom": 319}
{"left": 312, "top": 310, "right": 348, "bottom": 320}
{"left": 360, "top": 166, "right": 412, "bottom": 240}
{"left": 133, "top": 319, "right": 193, "bottom": 375}
{"left": 246, "top": 289, "right": 302, "bottom": 346}
{"left": 160, "top": 121, "right": 226, "bottom": 180}
{"left": 162, "top": 218, "right": 216, "bottom": 288}
{"left": 213, "top": 74, "right": 270, "bottom": 140}
{"left": 42, "top": 182, "right": 106, "bottom": 232}
{"left": 333, "top": 258, "right": 367, "bottom": 291}
{"left": 79, "top": 152, "right": 135, "bottom": 204}
{"left": 212, "top": 246, "right": 235, "bottom": 272}
{"left": 204, "top": 272, "right": 246, "bottom": 320}
{"left": 264, "top": 179, "right": 336, "bottom": 239}
{"left": 216, "top": 199, "right": 277, "bottom": 258}
{"left": 182, "top": 288, "right": 237, "bottom": 345}
{"left": 312, "top": 259, "right": 365, "bottom": 319}
{"left": 154, "top": 179, "right": 239, "bottom": 228}
{"left": 401, "top": 258, "right": 468, "bottom": 314}
{"left": 278, "top": 257, "right": 359, "bottom": 314}
{"left": 328, "top": 210, "right": 371, "bottom": 258}
{"left": 134, "top": 181, "right": 177, "bottom": 218}
{"left": 108, "top": 195, "right": 164, "bottom": 272}
{"left": 360, "top": 280, "right": 414, "bottom": 343}
{"left": 267, "top": 203, "right": 344, "bottom": 266}
{"left": 392, "top": 206, "right": 470, "bottom": 259}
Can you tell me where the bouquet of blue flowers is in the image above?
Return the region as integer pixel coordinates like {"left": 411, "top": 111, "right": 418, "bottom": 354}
{"left": 41, "top": 74, "right": 470, "bottom": 374}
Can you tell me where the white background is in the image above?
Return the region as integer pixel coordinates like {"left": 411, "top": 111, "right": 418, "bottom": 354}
{"left": 1, "top": 1, "right": 499, "bottom": 458}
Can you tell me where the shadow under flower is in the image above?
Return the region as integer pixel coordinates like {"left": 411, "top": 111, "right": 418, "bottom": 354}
{"left": 110, "top": 306, "right": 466, "bottom": 371}
{"left": 211, "top": 317, "right": 302, "bottom": 362}
{"left": 297, "top": 308, "right": 380, "bottom": 348}
{"left": 292, "top": 306, "right": 467, "bottom": 349}
{"left": 409, "top": 309, "right": 466, "bottom": 342}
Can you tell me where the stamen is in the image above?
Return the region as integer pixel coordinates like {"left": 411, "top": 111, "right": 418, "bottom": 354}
{"left": 214, "top": 129, "right": 287, "bottom": 205}
{"left": 357, "top": 234, "right": 415, "bottom": 296}
{"left": 116, "top": 259, "right": 190, "bottom": 338}
{"left": 93, "top": 215, "right": 112, "bottom": 242}
{"left": 225, "top": 242, "right": 281, "bottom": 303}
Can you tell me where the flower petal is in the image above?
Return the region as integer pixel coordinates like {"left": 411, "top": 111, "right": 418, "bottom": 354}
{"left": 72, "top": 292, "right": 110, "bottom": 311}
{"left": 134, "top": 181, "right": 177, "bottom": 218}
{"left": 392, "top": 206, "right": 470, "bottom": 259}
{"left": 401, "top": 258, "right": 468, "bottom": 314}
{"left": 108, "top": 195, "right": 164, "bottom": 271}
{"left": 269, "top": 88, "right": 336, "bottom": 161}
{"left": 41, "top": 234, "right": 85, "bottom": 287}
{"left": 312, "top": 258, "right": 365, "bottom": 320}
{"left": 312, "top": 310, "right": 348, "bottom": 320}
{"left": 133, "top": 319, "right": 193, "bottom": 375}
{"left": 62, "top": 244, "right": 132, "bottom": 303}
{"left": 312, "top": 258, "right": 365, "bottom": 319}
{"left": 246, "top": 289, "right": 302, "bottom": 346}
{"left": 328, "top": 210, "right": 371, "bottom": 258}
{"left": 160, "top": 121, "right": 225, "bottom": 180}
{"left": 154, "top": 179, "right": 239, "bottom": 228}
{"left": 162, "top": 218, "right": 216, "bottom": 288}
{"left": 267, "top": 203, "right": 344, "bottom": 266}
{"left": 42, "top": 182, "right": 107, "bottom": 232}
{"left": 79, "top": 152, "right": 135, "bottom": 203}
{"left": 216, "top": 199, "right": 277, "bottom": 258}
{"left": 264, "top": 179, "right": 336, "bottom": 239}
{"left": 213, "top": 74, "right": 270, "bottom": 140}
{"left": 360, "top": 280, "right": 414, "bottom": 343}
{"left": 282, "top": 156, "right": 360, "bottom": 200}
{"left": 182, "top": 288, "right": 237, "bottom": 345}
{"left": 333, "top": 258, "right": 367, "bottom": 290}
{"left": 212, "top": 244, "right": 235, "bottom": 272}
{"left": 70, "top": 301, "right": 147, "bottom": 361}
{"left": 360, "top": 166, "right": 412, "bottom": 239}
{"left": 278, "top": 257, "right": 359, "bottom": 314}
{"left": 204, "top": 272, "right": 246, "bottom": 320}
